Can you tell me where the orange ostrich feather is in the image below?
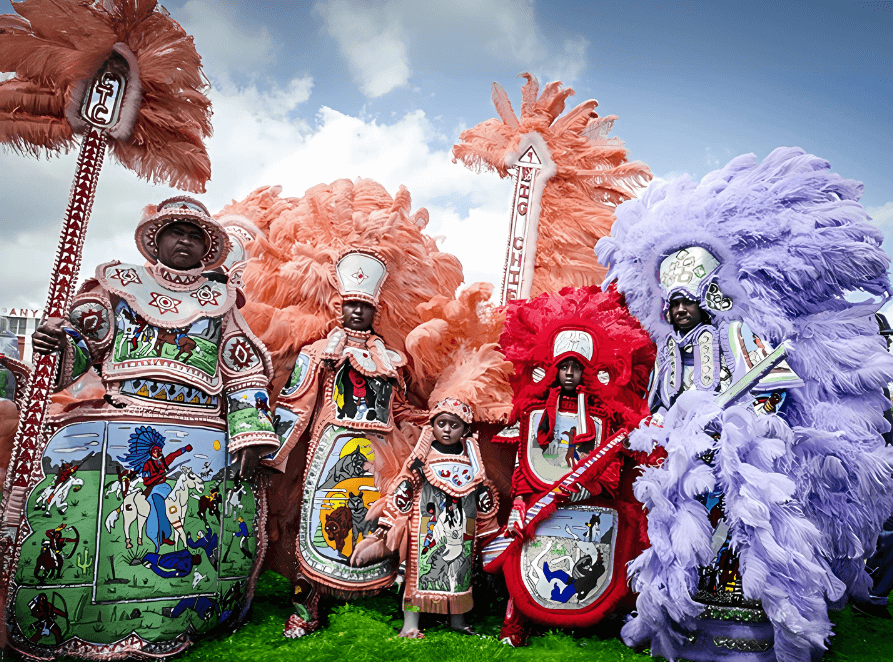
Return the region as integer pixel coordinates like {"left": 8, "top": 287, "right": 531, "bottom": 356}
{"left": 0, "top": 0, "right": 212, "bottom": 192}
{"left": 452, "top": 73, "right": 652, "bottom": 294}
{"left": 217, "top": 180, "right": 465, "bottom": 396}
{"left": 405, "top": 281, "right": 513, "bottom": 424}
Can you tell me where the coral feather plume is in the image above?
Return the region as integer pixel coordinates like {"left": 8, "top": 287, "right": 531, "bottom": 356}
{"left": 0, "top": 0, "right": 212, "bottom": 192}
{"left": 217, "top": 180, "right": 465, "bottom": 402}
{"left": 453, "top": 73, "right": 651, "bottom": 295}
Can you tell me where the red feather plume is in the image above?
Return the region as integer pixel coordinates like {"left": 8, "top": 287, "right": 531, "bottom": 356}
{"left": 500, "top": 285, "right": 655, "bottom": 428}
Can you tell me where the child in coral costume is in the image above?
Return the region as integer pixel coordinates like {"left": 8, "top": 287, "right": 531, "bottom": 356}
{"left": 361, "top": 403, "right": 500, "bottom": 638}
{"left": 351, "top": 284, "right": 511, "bottom": 638}
{"left": 8, "top": 198, "right": 279, "bottom": 659}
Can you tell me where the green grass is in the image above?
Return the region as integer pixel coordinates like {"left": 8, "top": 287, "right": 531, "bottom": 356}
{"left": 11, "top": 572, "right": 893, "bottom": 661}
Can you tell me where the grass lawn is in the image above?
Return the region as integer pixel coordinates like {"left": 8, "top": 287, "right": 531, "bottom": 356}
{"left": 15, "top": 571, "right": 893, "bottom": 661}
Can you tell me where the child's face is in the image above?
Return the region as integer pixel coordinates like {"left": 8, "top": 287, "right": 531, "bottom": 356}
{"left": 557, "top": 357, "right": 583, "bottom": 393}
{"left": 431, "top": 412, "right": 467, "bottom": 446}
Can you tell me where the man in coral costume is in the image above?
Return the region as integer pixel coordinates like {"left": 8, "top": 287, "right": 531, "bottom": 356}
{"left": 13, "top": 198, "right": 279, "bottom": 659}
{"left": 266, "top": 248, "right": 421, "bottom": 637}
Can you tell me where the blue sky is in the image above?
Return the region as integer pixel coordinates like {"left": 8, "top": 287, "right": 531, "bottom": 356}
{"left": 1, "top": 0, "right": 891, "bottom": 307}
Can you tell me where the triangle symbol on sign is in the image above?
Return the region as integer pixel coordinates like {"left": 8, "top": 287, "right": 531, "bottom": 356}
{"left": 518, "top": 146, "right": 542, "bottom": 165}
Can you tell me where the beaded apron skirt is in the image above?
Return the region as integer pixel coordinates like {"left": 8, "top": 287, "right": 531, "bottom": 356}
{"left": 8, "top": 417, "right": 266, "bottom": 660}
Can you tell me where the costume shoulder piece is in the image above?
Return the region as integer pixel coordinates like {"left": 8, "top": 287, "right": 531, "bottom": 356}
{"left": 409, "top": 429, "right": 489, "bottom": 498}
{"left": 219, "top": 306, "right": 276, "bottom": 387}
{"left": 97, "top": 261, "right": 237, "bottom": 328}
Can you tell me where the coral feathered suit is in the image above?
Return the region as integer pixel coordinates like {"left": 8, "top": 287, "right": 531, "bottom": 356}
{"left": 216, "top": 180, "right": 471, "bottom": 638}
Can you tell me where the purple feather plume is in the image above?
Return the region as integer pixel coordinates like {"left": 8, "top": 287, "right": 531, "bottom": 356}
{"left": 600, "top": 147, "right": 893, "bottom": 658}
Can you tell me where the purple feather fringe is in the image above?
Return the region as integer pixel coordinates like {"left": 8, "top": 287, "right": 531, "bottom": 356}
{"left": 600, "top": 147, "right": 893, "bottom": 658}
{"left": 623, "top": 392, "right": 844, "bottom": 661}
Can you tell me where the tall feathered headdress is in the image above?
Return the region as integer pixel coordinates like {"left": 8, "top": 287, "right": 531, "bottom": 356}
{"left": 452, "top": 73, "right": 651, "bottom": 295}
{"left": 119, "top": 425, "right": 165, "bottom": 472}
{"left": 404, "top": 282, "right": 513, "bottom": 425}
{"left": 216, "top": 180, "right": 465, "bottom": 391}
{"left": 0, "top": 0, "right": 212, "bottom": 192}
{"left": 499, "top": 285, "right": 654, "bottom": 428}
{"left": 597, "top": 146, "right": 893, "bottom": 604}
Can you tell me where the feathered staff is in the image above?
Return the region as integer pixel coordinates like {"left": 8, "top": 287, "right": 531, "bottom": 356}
{"left": 0, "top": 0, "right": 212, "bottom": 632}
{"left": 452, "top": 73, "right": 651, "bottom": 302}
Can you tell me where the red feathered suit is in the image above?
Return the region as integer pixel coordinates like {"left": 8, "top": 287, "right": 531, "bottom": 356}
{"left": 484, "top": 286, "right": 659, "bottom": 645}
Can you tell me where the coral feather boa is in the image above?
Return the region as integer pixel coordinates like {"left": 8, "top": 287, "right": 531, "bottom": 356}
{"left": 623, "top": 390, "right": 843, "bottom": 662}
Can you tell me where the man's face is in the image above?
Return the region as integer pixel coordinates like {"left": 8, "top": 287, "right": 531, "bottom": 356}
{"left": 342, "top": 300, "right": 376, "bottom": 331}
{"left": 150, "top": 446, "right": 162, "bottom": 459}
{"left": 556, "top": 357, "right": 584, "bottom": 393}
{"left": 156, "top": 221, "right": 208, "bottom": 271}
{"left": 669, "top": 297, "right": 704, "bottom": 333}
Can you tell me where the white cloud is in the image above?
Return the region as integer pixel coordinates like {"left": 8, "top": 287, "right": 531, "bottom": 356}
{"left": 203, "top": 76, "right": 315, "bottom": 201}
{"left": 0, "top": 79, "right": 511, "bottom": 309}
{"left": 870, "top": 201, "right": 893, "bottom": 228}
{"left": 315, "top": 0, "right": 411, "bottom": 98}
{"left": 704, "top": 146, "right": 721, "bottom": 169}
{"left": 539, "top": 36, "right": 590, "bottom": 84}
{"left": 869, "top": 201, "right": 893, "bottom": 249}
{"left": 177, "top": 0, "right": 277, "bottom": 77}
{"left": 425, "top": 204, "right": 510, "bottom": 288}
{"left": 248, "top": 104, "right": 513, "bottom": 286}
{"left": 315, "top": 0, "right": 589, "bottom": 98}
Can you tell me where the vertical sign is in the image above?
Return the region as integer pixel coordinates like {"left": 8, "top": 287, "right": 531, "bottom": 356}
{"left": 500, "top": 145, "right": 545, "bottom": 304}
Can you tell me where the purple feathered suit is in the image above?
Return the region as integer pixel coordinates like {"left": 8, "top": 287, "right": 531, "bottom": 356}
{"left": 596, "top": 147, "right": 893, "bottom": 662}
